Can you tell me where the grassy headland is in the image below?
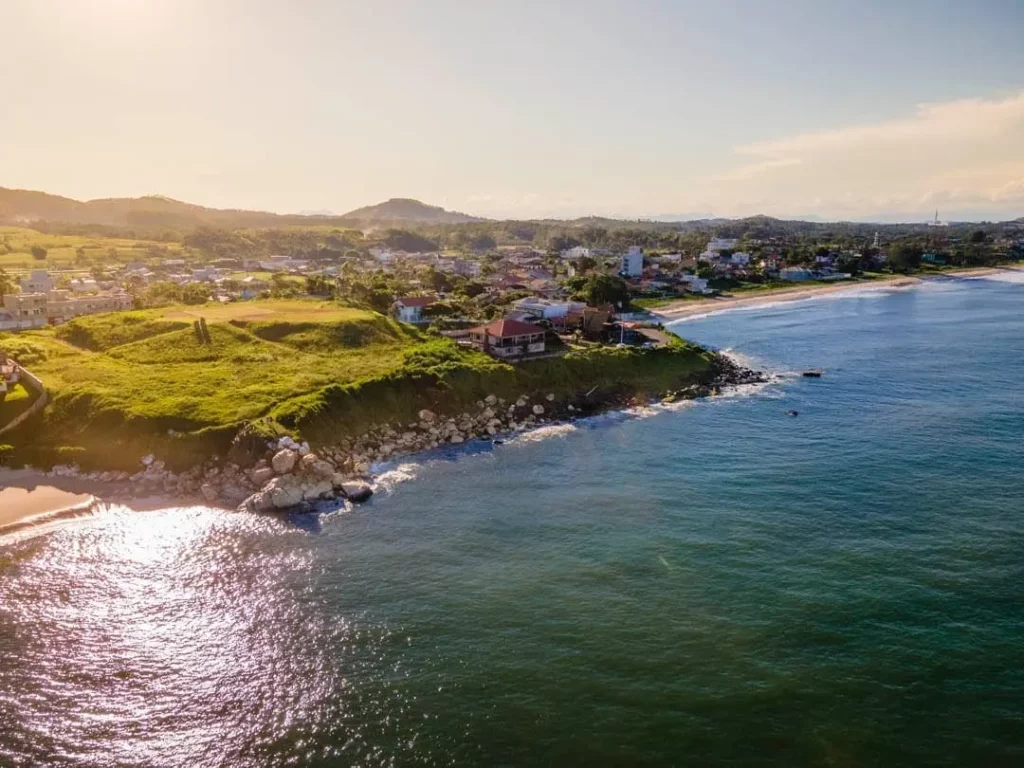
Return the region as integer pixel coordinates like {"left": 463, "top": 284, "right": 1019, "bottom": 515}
{"left": 0, "top": 300, "right": 716, "bottom": 471}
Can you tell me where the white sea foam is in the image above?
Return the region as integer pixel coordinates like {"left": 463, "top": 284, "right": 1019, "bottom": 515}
{"left": 371, "top": 462, "right": 422, "bottom": 495}
{"left": 668, "top": 282, "right": 918, "bottom": 324}
{"left": 362, "top": 368, "right": 786, "bottom": 495}
{"left": 960, "top": 269, "right": 1024, "bottom": 284}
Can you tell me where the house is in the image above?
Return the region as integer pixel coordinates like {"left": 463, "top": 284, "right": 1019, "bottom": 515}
{"left": 259, "top": 255, "right": 309, "bottom": 271}
{"left": 468, "top": 318, "right": 546, "bottom": 359}
{"left": 393, "top": 295, "right": 437, "bottom": 324}
{"left": 679, "top": 273, "right": 710, "bottom": 294}
{"left": 706, "top": 238, "right": 739, "bottom": 252}
{"left": 512, "top": 297, "right": 586, "bottom": 320}
{"left": 452, "top": 258, "right": 481, "bottom": 277}
{"left": 0, "top": 290, "right": 133, "bottom": 330}
{"left": 561, "top": 246, "right": 591, "bottom": 261}
{"left": 20, "top": 270, "right": 54, "bottom": 294}
{"left": 778, "top": 267, "right": 815, "bottom": 281}
{"left": 70, "top": 277, "right": 99, "bottom": 293}
{"left": 620, "top": 246, "right": 643, "bottom": 277}
{"left": 921, "top": 252, "right": 946, "bottom": 265}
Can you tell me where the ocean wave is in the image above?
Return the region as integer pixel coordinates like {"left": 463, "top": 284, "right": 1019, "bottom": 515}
{"left": 361, "top": 373, "right": 786, "bottom": 497}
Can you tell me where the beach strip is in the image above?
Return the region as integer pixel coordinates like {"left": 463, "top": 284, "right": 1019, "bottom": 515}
{"left": 0, "top": 470, "right": 95, "bottom": 532}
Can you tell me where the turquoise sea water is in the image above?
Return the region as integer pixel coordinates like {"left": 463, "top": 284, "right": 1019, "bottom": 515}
{"left": 1, "top": 275, "right": 1022, "bottom": 767}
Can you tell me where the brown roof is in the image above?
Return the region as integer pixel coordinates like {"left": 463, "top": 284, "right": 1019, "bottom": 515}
{"left": 470, "top": 318, "right": 545, "bottom": 337}
{"left": 396, "top": 295, "right": 436, "bottom": 308}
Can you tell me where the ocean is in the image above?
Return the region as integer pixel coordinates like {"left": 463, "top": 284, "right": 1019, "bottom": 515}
{"left": 1, "top": 275, "right": 1022, "bottom": 767}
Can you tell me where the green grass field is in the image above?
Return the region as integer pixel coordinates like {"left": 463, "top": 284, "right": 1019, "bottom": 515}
{"left": 0, "top": 226, "right": 183, "bottom": 272}
{"left": 0, "top": 298, "right": 714, "bottom": 470}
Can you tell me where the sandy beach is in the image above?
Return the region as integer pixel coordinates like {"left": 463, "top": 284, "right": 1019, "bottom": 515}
{"left": 650, "top": 276, "right": 920, "bottom": 320}
{"left": 0, "top": 469, "right": 96, "bottom": 532}
{"left": 650, "top": 266, "right": 1024, "bottom": 320}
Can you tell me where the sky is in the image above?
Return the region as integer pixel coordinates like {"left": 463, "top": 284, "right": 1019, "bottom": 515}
{"left": 2, "top": 0, "right": 1024, "bottom": 222}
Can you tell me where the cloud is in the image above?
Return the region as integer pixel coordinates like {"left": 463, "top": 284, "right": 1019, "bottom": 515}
{"left": 704, "top": 91, "right": 1024, "bottom": 218}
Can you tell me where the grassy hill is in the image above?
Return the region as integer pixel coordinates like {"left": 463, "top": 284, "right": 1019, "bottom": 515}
{"left": 0, "top": 299, "right": 715, "bottom": 471}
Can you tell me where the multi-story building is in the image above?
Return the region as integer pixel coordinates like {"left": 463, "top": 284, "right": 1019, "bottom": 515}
{"left": 0, "top": 290, "right": 133, "bottom": 331}
{"left": 620, "top": 246, "right": 643, "bottom": 277}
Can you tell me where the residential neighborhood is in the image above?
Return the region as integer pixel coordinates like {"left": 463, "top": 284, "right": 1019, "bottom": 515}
{"left": 1, "top": 216, "right": 1021, "bottom": 354}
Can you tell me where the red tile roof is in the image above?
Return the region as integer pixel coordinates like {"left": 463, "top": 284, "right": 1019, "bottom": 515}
{"left": 470, "top": 318, "right": 545, "bottom": 337}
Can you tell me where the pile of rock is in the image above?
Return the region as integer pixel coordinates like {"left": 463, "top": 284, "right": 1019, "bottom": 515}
{"left": 314, "top": 393, "right": 575, "bottom": 472}
{"left": 37, "top": 353, "right": 764, "bottom": 515}
{"left": 238, "top": 444, "right": 372, "bottom": 513}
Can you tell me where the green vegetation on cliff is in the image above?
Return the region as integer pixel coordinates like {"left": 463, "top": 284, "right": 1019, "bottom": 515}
{"left": 0, "top": 300, "right": 713, "bottom": 471}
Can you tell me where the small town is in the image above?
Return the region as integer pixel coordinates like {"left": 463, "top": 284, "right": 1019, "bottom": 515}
{"left": 3, "top": 218, "right": 1022, "bottom": 362}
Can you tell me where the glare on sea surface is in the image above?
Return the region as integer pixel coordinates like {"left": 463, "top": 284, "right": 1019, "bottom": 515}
{"left": 0, "top": 504, "right": 343, "bottom": 767}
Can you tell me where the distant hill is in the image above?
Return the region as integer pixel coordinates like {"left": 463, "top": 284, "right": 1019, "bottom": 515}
{"left": 339, "top": 198, "right": 484, "bottom": 224}
{"left": 0, "top": 187, "right": 485, "bottom": 230}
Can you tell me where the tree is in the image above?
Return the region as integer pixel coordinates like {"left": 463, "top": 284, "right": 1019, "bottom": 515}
{"left": 888, "top": 242, "right": 922, "bottom": 273}
{"left": 577, "top": 273, "right": 630, "bottom": 308}
{"left": 0, "top": 268, "right": 14, "bottom": 298}
{"left": 75, "top": 247, "right": 88, "bottom": 265}
{"left": 469, "top": 234, "right": 496, "bottom": 252}
{"left": 575, "top": 255, "right": 597, "bottom": 274}
{"left": 181, "top": 283, "right": 210, "bottom": 305}
{"left": 31, "top": 246, "right": 47, "bottom": 261}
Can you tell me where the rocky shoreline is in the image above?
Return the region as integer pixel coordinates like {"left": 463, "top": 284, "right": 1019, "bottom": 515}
{"left": 30, "top": 355, "right": 766, "bottom": 514}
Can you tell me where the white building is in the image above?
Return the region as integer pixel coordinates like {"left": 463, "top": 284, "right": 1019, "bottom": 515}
{"left": 20, "top": 270, "right": 54, "bottom": 294}
{"left": 259, "top": 255, "right": 309, "bottom": 271}
{"left": 679, "top": 273, "right": 711, "bottom": 294}
{"left": 70, "top": 277, "right": 99, "bottom": 293}
{"left": 707, "top": 238, "right": 738, "bottom": 252}
{"left": 393, "top": 296, "right": 436, "bottom": 324}
{"left": 560, "top": 246, "right": 591, "bottom": 261}
{"left": 620, "top": 246, "right": 643, "bottom": 277}
{"left": 512, "top": 297, "right": 586, "bottom": 320}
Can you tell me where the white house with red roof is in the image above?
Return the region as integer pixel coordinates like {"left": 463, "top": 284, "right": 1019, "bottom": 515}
{"left": 468, "top": 318, "right": 546, "bottom": 359}
{"left": 393, "top": 295, "right": 437, "bottom": 324}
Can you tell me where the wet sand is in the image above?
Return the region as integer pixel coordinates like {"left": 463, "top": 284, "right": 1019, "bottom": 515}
{"left": 651, "top": 266, "right": 1024, "bottom": 320}
{"left": 0, "top": 470, "right": 95, "bottom": 531}
{"left": 651, "top": 276, "right": 920, "bottom": 319}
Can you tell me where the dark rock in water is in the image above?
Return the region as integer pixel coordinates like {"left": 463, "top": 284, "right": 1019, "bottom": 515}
{"left": 492, "top": 439, "right": 504, "bottom": 445}
{"left": 787, "top": 410, "right": 799, "bottom": 417}
{"left": 341, "top": 480, "right": 373, "bottom": 503}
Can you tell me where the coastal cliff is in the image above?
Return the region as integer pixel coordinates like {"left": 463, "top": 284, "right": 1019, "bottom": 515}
{"left": 0, "top": 307, "right": 763, "bottom": 510}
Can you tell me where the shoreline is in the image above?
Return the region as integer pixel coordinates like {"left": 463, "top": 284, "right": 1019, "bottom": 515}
{"left": 650, "top": 276, "right": 920, "bottom": 319}
{"left": 0, "top": 355, "right": 767, "bottom": 519}
{"left": 650, "top": 265, "right": 1024, "bottom": 320}
{"left": 0, "top": 470, "right": 97, "bottom": 533}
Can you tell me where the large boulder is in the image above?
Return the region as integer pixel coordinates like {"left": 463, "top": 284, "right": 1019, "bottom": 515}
{"left": 341, "top": 480, "right": 373, "bottom": 503}
{"left": 300, "top": 453, "right": 335, "bottom": 479}
{"left": 200, "top": 483, "right": 219, "bottom": 503}
{"left": 266, "top": 476, "right": 304, "bottom": 508}
{"left": 418, "top": 409, "right": 436, "bottom": 422}
{"left": 250, "top": 466, "right": 275, "bottom": 486}
{"left": 271, "top": 448, "right": 298, "bottom": 474}
{"left": 532, "top": 404, "right": 545, "bottom": 415}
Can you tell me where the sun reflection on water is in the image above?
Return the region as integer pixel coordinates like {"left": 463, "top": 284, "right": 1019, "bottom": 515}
{"left": 0, "top": 504, "right": 353, "bottom": 767}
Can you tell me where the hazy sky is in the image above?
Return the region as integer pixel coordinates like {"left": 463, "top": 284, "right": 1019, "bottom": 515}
{"left": 3, "top": 0, "right": 1024, "bottom": 221}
